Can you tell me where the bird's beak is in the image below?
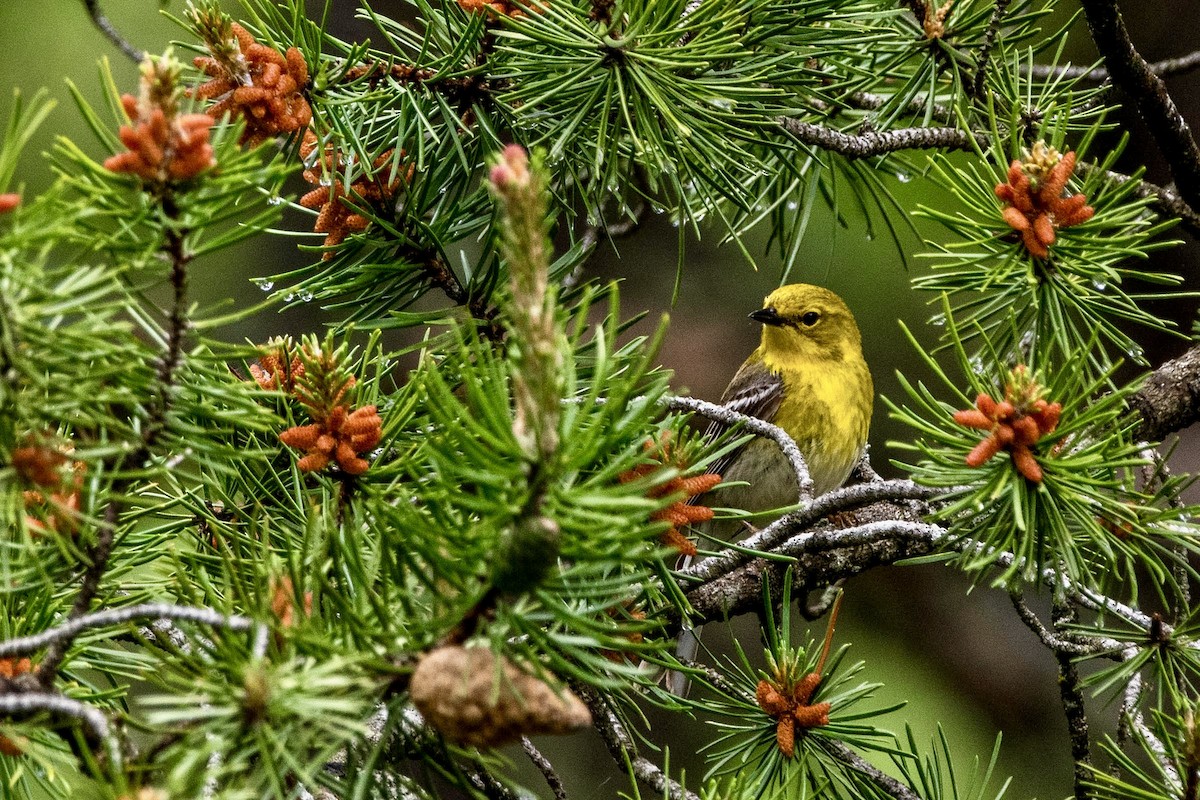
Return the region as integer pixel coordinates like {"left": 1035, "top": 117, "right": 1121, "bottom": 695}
{"left": 749, "top": 306, "right": 783, "bottom": 326}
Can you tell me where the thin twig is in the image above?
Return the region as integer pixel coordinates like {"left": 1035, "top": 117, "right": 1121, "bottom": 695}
{"left": 0, "top": 692, "right": 120, "bottom": 766}
{"left": 1009, "top": 593, "right": 1116, "bottom": 656}
{"left": 36, "top": 500, "right": 122, "bottom": 682}
{"left": 802, "top": 582, "right": 845, "bottom": 621}
{"left": 778, "top": 118, "right": 990, "bottom": 158}
{"left": 823, "top": 739, "right": 920, "bottom": 800}
{"left": 0, "top": 603, "right": 256, "bottom": 659}
{"left": 674, "top": 656, "right": 751, "bottom": 700}
{"left": 1051, "top": 603, "right": 1093, "bottom": 800}
{"left": 842, "top": 90, "right": 954, "bottom": 123}
{"left": 37, "top": 190, "right": 194, "bottom": 684}
{"left": 972, "top": 0, "right": 1012, "bottom": 99}
{"left": 1122, "top": 652, "right": 1182, "bottom": 792}
{"left": 566, "top": 198, "right": 650, "bottom": 290}
{"left": 1079, "top": 162, "right": 1200, "bottom": 237}
{"left": 1029, "top": 50, "right": 1200, "bottom": 82}
{"left": 522, "top": 738, "right": 569, "bottom": 800}
{"left": 82, "top": 0, "right": 144, "bottom": 64}
{"left": 664, "top": 395, "right": 813, "bottom": 499}
{"left": 578, "top": 685, "right": 699, "bottom": 800}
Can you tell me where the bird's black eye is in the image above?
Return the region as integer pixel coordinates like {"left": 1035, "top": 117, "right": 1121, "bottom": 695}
{"left": 801, "top": 311, "right": 821, "bottom": 327}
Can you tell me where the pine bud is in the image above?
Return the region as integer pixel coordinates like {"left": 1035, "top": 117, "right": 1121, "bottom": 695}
{"left": 491, "top": 513, "right": 560, "bottom": 594}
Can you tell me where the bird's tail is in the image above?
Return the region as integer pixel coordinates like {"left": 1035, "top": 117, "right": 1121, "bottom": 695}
{"left": 667, "top": 621, "right": 702, "bottom": 697}
{"left": 666, "top": 552, "right": 700, "bottom": 697}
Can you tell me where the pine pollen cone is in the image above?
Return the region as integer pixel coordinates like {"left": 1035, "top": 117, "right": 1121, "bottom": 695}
{"left": 104, "top": 94, "right": 216, "bottom": 182}
{"left": 14, "top": 441, "right": 85, "bottom": 536}
{"left": 601, "top": 605, "right": 646, "bottom": 664}
{"left": 457, "top": 0, "right": 542, "bottom": 18}
{"left": 11, "top": 443, "right": 69, "bottom": 488}
{"left": 269, "top": 575, "right": 313, "bottom": 628}
{"left": 0, "top": 657, "right": 32, "bottom": 755}
{"left": 279, "top": 404, "right": 382, "bottom": 475}
{"left": 755, "top": 672, "right": 831, "bottom": 758}
{"left": 191, "top": 22, "right": 311, "bottom": 145}
{"left": 0, "top": 194, "right": 21, "bottom": 213}
{"left": 953, "top": 388, "right": 1061, "bottom": 483}
{"left": 994, "top": 149, "right": 1094, "bottom": 259}
{"left": 617, "top": 435, "right": 721, "bottom": 557}
{"left": 250, "top": 348, "right": 305, "bottom": 391}
{"left": 298, "top": 131, "right": 412, "bottom": 259}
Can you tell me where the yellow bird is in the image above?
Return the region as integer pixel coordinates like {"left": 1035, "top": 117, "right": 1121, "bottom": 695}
{"left": 671, "top": 283, "right": 874, "bottom": 693}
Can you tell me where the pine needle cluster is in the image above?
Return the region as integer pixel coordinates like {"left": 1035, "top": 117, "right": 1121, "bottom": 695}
{"left": 4, "top": 1, "right": 1200, "bottom": 799}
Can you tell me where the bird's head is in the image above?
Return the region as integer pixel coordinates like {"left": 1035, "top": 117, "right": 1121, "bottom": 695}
{"left": 751, "top": 284, "right": 863, "bottom": 362}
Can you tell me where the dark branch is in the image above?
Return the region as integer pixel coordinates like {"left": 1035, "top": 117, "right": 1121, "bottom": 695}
{"left": 1076, "top": 154, "right": 1200, "bottom": 238}
{"left": 1030, "top": 50, "right": 1200, "bottom": 82}
{"left": 36, "top": 500, "right": 121, "bottom": 682}
{"left": 1009, "top": 593, "right": 1114, "bottom": 656}
{"left": 823, "top": 740, "right": 920, "bottom": 800}
{"left": 577, "top": 685, "right": 700, "bottom": 800}
{"left": 682, "top": 479, "right": 939, "bottom": 585}
{"left": 778, "top": 118, "right": 990, "bottom": 158}
{"left": 82, "top": 0, "right": 143, "bottom": 64}
{"left": 37, "top": 190, "right": 192, "bottom": 684}
{"left": 972, "top": 0, "right": 1012, "bottom": 99}
{"left": 1129, "top": 343, "right": 1200, "bottom": 442}
{"left": 1081, "top": 0, "right": 1200, "bottom": 211}
{"left": 522, "top": 738, "right": 569, "bottom": 800}
{"left": 1052, "top": 604, "right": 1093, "bottom": 800}
{"left": 410, "top": 246, "right": 503, "bottom": 342}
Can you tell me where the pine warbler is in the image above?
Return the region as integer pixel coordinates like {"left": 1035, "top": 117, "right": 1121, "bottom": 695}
{"left": 708, "top": 283, "right": 873, "bottom": 516}
{"left": 671, "top": 283, "right": 873, "bottom": 693}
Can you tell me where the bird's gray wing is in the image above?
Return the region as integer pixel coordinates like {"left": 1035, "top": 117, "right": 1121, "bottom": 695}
{"left": 702, "top": 357, "right": 784, "bottom": 479}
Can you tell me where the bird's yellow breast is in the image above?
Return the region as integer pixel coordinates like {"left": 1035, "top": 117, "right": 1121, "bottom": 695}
{"left": 762, "top": 349, "right": 873, "bottom": 497}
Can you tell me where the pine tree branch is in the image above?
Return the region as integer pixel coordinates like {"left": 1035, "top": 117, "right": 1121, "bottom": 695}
{"left": 1029, "top": 50, "right": 1200, "bottom": 82}
{"left": 522, "top": 738, "right": 569, "bottom": 800}
{"left": 664, "top": 395, "right": 814, "bottom": 498}
{"left": 971, "top": 0, "right": 1012, "bottom": 99}
{"left": 577, "top": 685, "right": 699, "bottom": 800}
{"left": 37, "top": 190, "right": 193, "bottom": 684}
{"left": 1129, "top": 342, "right": 1200, "bottom": 442}
{"left": 0, "top": 603, "right": 257, "bottom": 659}
{"left": 81, "top": 0, "right": 143, "bottom": 64}
{"left": 778, "top": 118, "right": 989, "bottom": 158}
{"left": 1052, "top": 603, "right": 1094, "bottom": 800}
{"left": 680, "top": 478, "right": 940, "bottom": 585}
{"left": 823, "top": 740, "right": 921, "bottom": 800}
{"left": 1081, "top": 0, "right": 1200, "bottom": 212}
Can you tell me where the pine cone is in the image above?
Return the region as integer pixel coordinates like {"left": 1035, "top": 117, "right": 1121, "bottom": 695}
{"left": 410, "top": 645, "right": 591, "bottom": 747}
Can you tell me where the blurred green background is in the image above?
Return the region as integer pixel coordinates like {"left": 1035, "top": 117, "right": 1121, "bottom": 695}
{"left": 5, "top": 2, "right": 1200, "bottom": 798}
